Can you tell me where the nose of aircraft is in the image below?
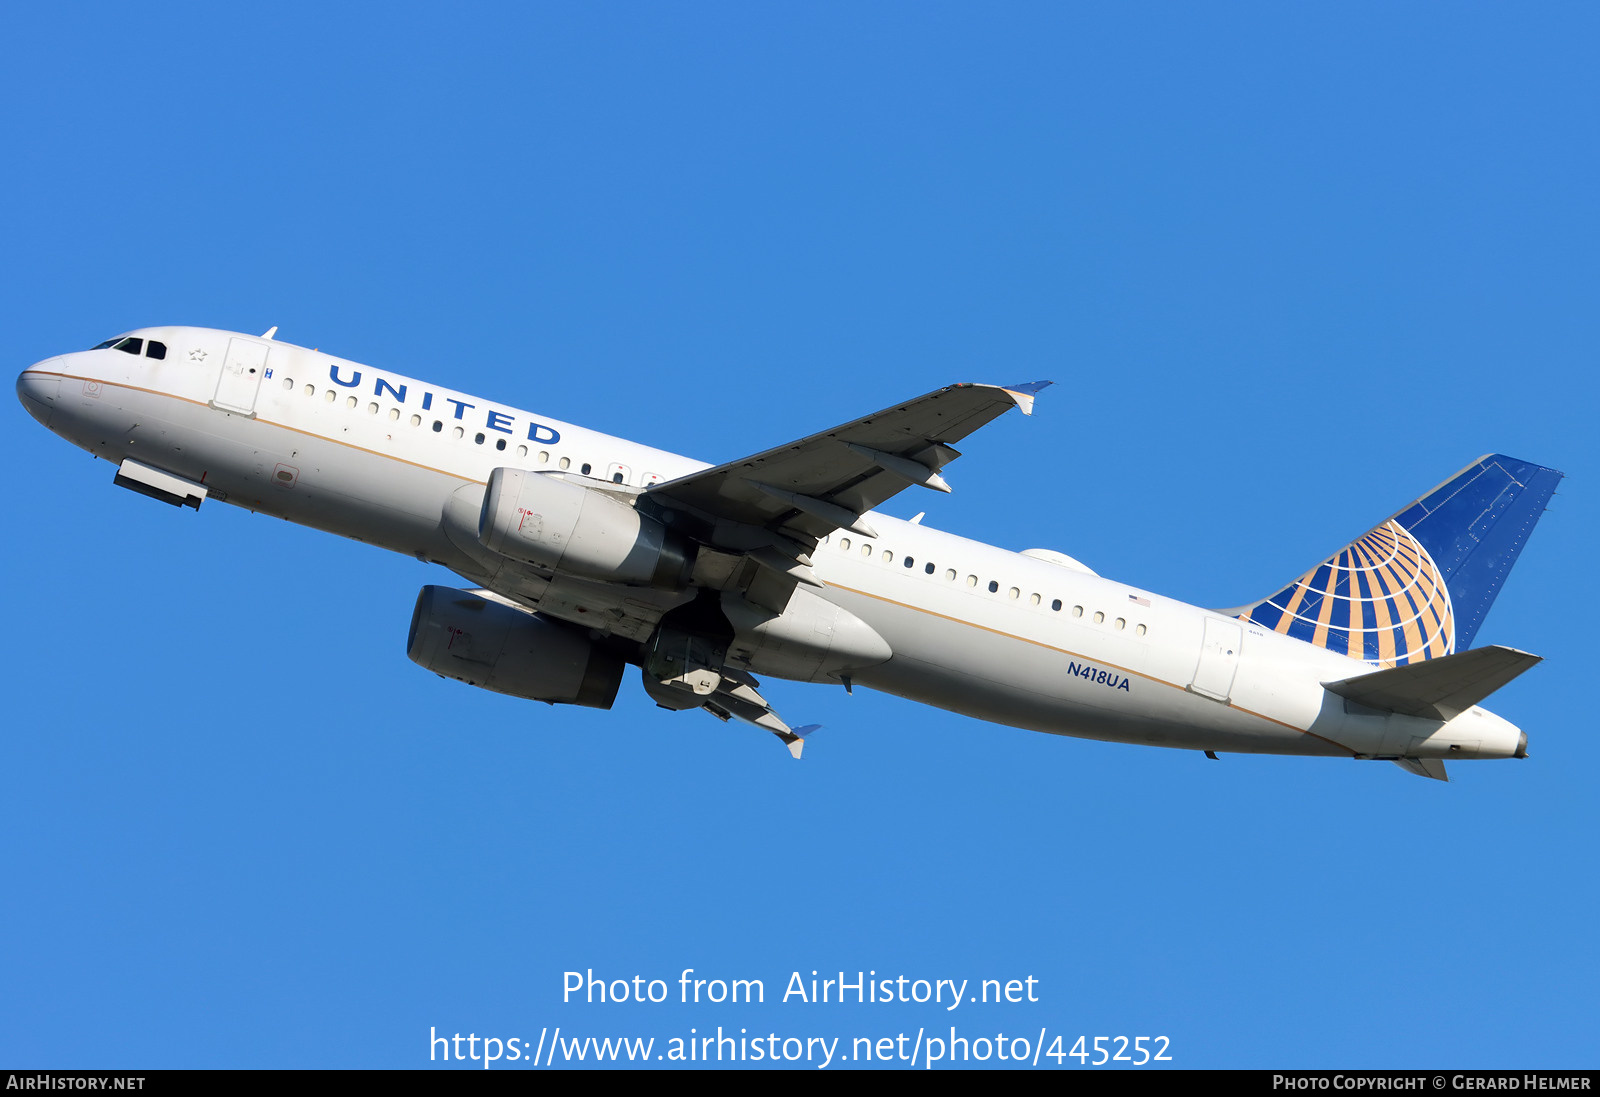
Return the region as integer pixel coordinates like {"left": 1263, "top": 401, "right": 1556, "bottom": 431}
{"left": 16, "top": 361, "right": 61, "bottom": 429}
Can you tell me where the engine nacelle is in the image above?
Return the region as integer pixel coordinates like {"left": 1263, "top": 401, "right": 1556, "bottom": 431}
{"left": 407, "top": 585, "right": 624, "bottom": 708}
{"left": 479, "top": 467, "right": 693, "bottom": 589}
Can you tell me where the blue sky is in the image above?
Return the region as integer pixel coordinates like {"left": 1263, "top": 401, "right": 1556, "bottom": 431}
{"left": 2, "top": 3, "right": 1595, "bottom": 1069}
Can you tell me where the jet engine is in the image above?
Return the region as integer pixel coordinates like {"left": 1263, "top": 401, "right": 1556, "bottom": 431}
{"left": 478, "top": 467, "right": 693, "bottom": 589}
{"left": 407, "top": 585, "right": 624, "bottom": 708}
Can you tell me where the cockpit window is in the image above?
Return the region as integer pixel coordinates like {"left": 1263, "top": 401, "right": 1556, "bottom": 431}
{"left": 90, "top": 337, "right": 164, "bottom": 358}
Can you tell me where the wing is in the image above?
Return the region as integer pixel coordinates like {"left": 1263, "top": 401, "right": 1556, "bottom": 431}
{"left": 646, "top": 380, "right": 1049, "bottom": 545}
{"left": 699, "top": 667, "right": 822, "bottom": 759}
{"left": 639, "top": 380, "right": 1049, "bottom": 611}
{"left": 449, "top": 380, "right": 1048, "bottom": 659}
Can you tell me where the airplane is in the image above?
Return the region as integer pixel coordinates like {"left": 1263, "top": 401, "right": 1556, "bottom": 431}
{"left": 16, "top": 326, "right": 1563, "bottom": 780}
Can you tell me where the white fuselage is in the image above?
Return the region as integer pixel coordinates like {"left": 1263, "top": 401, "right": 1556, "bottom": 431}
{"left": 17, "top": 327, "right": 1526, "bottom": 764}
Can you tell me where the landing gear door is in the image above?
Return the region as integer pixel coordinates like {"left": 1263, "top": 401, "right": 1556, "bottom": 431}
{"left": 211, "top": 337, "right": 269, "bottom": 416}
{"left": 1190, "top": 617, "right": 1242, "bottom": 703}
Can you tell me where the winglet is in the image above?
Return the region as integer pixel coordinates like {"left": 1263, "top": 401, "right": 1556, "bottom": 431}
{"left": 777, "top": 723, "right": 821, "bottom": 760}
{"left": 1000, "top": 380, "right": 1052, "bottom": 416}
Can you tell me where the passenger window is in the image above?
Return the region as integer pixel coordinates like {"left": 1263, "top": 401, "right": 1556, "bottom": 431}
{"left": 368, "top": 402, "right": 379, "bottom": 414}
{"left": 945, "top": 569, "right": 956, "bottom": 581}
{"left": 474, "top": 432, "right": 485, "bottom": 444}
{"left": 389, "top": 408, "right": 400, "bottom": 421}
{"left": 967, "top": 575, "right": 977, "bottom": 587}
{"left": 325, "top": 390, "right": 336, "bottom": 403}
{"left": 882, "top": 550, "right": 893, "bottom": 563}
{"left": 432, "top": 421, "right": 443, "bottom": 432}
{"left": 839, "top": 538, "right": 851, "bottom": 551}
{"left": 924, "top": 562, "right": 935, "bottom": 575}
{"left": 1051, "top": 599, "right": 1062, "bottom": 611}
{"left": 559, "top": 457, "right": 571, "bottom": 469}
{"left": 516, "top": 445, "right": 527, "bottom": 457}
{"left": 410, "top": 414, "right": 422, "bottom": 426}
{"left": 453, "top": 426, "right": 464, "bottom": 439}
{"left": 538, "top": 451, "right": 549, "bottom": 463}
{"left": 612, "top": 472, "right": 623, "bottom": 483}
{"left": 904, "top": 556, "right": 914, "bottom": 568}
{"left": 1029, "top": 593, "right": 1040, "bottom": 606}
{"left": 581, "top": 462, "right": 592, "bottom": 475}
{"left": 1008, "top": 587, "right": 1020, "bottom": 600}
{"left": 146, "top": 341, "right": 167, "bottom": 360}
{"left": 1072, "top": 605, "right": 1084, "bottom": 617}
{"left": 346, "top": 396, "right": 357, "bottom": 409}
{"left": 304, "top": 385, "right": 315, "bottom": 397}
{"left": 281, "top": 378, "right": 293, "bottom": 390}
{"left": 497, "top": 438, "right": 507, "bottom": 451}
{"left": 1093, "top": 611, "right": 1105, "bottom": 624}
{"left": 1136, "top": 624, "right": 1147, "bottom": 636}
{"left": 987, "top": 580, "right": 999, "bottom": 593}
{"left": 861, "top": 544, "right": 872, "bottom": 557}
{"left": 1115, "top": 617, "right": 1126, "bottom": 630}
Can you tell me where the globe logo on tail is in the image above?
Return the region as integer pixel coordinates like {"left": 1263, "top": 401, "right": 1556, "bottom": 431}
{"left": 1241, "top": 520, "right": 1454, "bottom": 666}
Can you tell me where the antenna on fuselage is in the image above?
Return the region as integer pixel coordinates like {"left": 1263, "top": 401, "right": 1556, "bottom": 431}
{"left": 260, "top": 325, "right": 279, "bottom": 340}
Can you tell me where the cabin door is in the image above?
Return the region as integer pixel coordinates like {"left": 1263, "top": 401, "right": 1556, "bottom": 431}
{"left": 1190, "top": 617, "right": 1242, "bottom": 703}
{"left": 211, "top": 338, "right": 269, "bottom": 416}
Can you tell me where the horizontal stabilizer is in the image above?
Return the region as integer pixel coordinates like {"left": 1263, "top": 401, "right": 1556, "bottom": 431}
{"left": 1325, "top": 645, "right": 1542, "bottom": 720}
{"left": 1393, "top": 757, "right": 1450, "bottom": 782}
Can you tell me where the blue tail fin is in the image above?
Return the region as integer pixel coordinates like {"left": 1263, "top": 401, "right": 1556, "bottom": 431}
{"left": 1228, "top": 455, "right": 1562, "bottom": 665}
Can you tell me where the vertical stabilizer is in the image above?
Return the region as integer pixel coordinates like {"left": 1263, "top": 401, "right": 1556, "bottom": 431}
{"left": 1226, "top": 455, "right": 1562, "bottom": 665}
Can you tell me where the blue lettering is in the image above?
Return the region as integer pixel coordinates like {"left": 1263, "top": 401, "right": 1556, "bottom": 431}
{"left": 421, "top": 392, "right": 433, "bottom": 411}
{"left": 486, "top": 410, "right": 514, "bottom": 434}
{"left": 264, "top": 368, "right": 273, "bottom": 379}
{"left": 445, "top": 398, "right": 474, "bottom": 420}
{"left": 329, "top": 365, "right": 362, "bottom": 388}
{"left": 1065, "top": 661, "right": 1131, "bottom": 692}
{"left": 374, "top": 377, "right": 407, "bottom": 403}
{"left": 528, "top": 422, "right": 561, "bottom": 445}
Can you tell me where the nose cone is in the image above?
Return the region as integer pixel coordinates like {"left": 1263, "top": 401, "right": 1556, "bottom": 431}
{"left": 16, "top": 362, "right": 61, "bottom": 429}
